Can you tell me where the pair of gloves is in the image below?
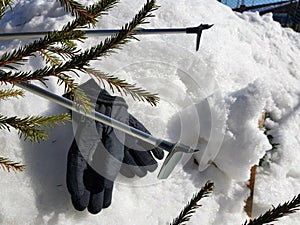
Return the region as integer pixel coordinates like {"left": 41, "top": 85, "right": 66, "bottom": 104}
{"left": 65, "top": 79, "right": 164, "bottom": 214}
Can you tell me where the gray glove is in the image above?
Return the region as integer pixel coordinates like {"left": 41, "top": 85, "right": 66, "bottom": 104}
{"left": 65, "top": 79, "right": 164, "bottom": 214}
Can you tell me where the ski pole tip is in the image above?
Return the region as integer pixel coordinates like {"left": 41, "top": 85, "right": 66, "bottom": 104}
{"left": 157, "top": 142, "right": 199, "bottom": 179}
{"left": 186, "top": 24, "right": 214, "bottom": 51}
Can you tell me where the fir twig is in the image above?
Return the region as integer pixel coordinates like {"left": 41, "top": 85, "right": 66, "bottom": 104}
{"left": 0, "top": 30, "right": 85, "bottom": 69}
{"left": 1, "top": 0, "right": 159, "bottom": 104}
{"left": 170, "top": 181, "right": 215, "bottom": 225}
{"left": 0, "top": 0, "right": 13, "bottom": 19}
{"left": 60, "top": 0, "right": 158, "bottom": 69}
{"left": 39, "top": 43, "right": 79, "bottom": 66}
{"left": 85, "top": 0, "right": 158, "bottom": 58}
{"left": 63, "top": 0, "right": 120, "bottom": 31}
{"left": 39, "top": 49, "right": 61, "bottom": 66}
{"left": 0, "top": 113, "right": 71, "bottom": 142}
{"left": 73, "top": 87, "right": 93, "bottom": 112}
{"left": 0, "top": 156, "right": 24, "bottom": 172}
{"left": 244, "top": 194, "right": 300, "bottom": 225}
{"left": 86, "top": 68, "right": 159, "bottom": 106}
{"left": 0, "top": 68, "right": 49, "bottom": 85}
{"left": 0, "top": 88, "right": 24, "bottom": 100}
{"left": 58, "top": 0, "right": 94, "bottom": 23}
{"left": 46, "top": 44, "right": 79, "bottom": 60}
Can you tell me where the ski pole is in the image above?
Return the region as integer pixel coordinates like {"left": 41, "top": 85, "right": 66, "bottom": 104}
{"left": 16, "top": 81, "right": 200, "bottom": 179}
{"left": 0, "top": 24, "right": 213, "bottom": 51}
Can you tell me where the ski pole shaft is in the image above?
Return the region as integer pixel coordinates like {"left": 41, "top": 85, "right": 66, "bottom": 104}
{"left": 0, "top": 24, "right": 213, "bottom": 51}
{"left": 16, "top": 81, "right": 198, "bottom": 179}
{"left": 0, "top": 28, "right": 186, "bottom": 40}
{"left": 16, "top": 81, "right": 172, "bottom": 149}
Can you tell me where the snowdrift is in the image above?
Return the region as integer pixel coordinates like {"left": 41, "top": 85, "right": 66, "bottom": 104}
{"left": 0, "top": 0, "right": 300, "bottom": 224}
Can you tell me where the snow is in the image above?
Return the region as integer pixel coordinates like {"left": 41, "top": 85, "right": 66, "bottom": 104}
{"left": 1, "top": 0, "right": 300, "bottom": 224}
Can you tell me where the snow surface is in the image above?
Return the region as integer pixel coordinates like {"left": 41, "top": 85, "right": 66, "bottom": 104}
{"left": 1, "top": 0, "right": 300, "bottom": 224}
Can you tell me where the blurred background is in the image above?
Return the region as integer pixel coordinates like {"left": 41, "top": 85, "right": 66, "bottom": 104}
{"left": 218, "top": 0, "right": 300, "bottom": 31}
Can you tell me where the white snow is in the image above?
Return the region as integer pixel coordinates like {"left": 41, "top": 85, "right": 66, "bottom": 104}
{"left": 1, "top": 0, "right": 300, "bottom": 224}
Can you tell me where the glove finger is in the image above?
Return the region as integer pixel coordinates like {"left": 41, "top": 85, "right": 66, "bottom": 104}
{"left": 129, "top": 148, "right": 158, "bottom": 170}
{"left": 103, "top": 187, "right": 113, "bottom": 208}
{"left": 71, "top": 190, "right": 90, "bottom": 211}
{"left": 120, "top": 163, "right": 147, "bottom": 177}
{"left": 88, "top": 191, "right": 104, "bottom": 214}
{"left": 87, "top": 188, "right": 113, "bottom": 214}
{"left": 119, "top": 164, "right": 135, "bottom": 178}
{"left": 134, "top": 139, "right": 165, "bottom": 160}
{"left": 128, "top": 149, "right": 157, "bottom": 166}
{"left": 87, "top": 187, "right": 113, "bottom": 214}
{"left": 151, "top": 147, "right": 164, "bottom": 160}
{"left": 67, "top": 140, "right": 89, "bottom": 201}
{"left": 84, "top": 166, "right": 105, "bottom": 193}
{"left": 127, "top": 114, "right": 164, "bottom": 160}
{"left": 121, "top": 149, "right": 147, "bottom": 177}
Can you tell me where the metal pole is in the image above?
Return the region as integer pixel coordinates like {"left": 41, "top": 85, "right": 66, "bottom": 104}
{"left": 16, "top": 81, "right": 198, "bottom": 179}
{"left": 17, "top": 81, "right": 159, "bottom": 146}
{"left": 0, "top": 28, "right": 186, "bottom": 40}
{"left": 0, "top": 24, "right": 213, "bottom": 51}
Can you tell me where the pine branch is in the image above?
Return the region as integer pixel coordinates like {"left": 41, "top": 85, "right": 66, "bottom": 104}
{"left": 62, "top": 83, "right": 93, "bottom": 112}
{"left": 0, "top": 113, "right": 71, "bottom": 142}
{"left": 62, "top": 0, "right": 120, "bottom": 31}
{"left": 39, "top": 49, "right": 61, "bottom": 66}
{"left": 47, "top": 0, "right": 158, "bottom": 93}
{"left": 0, "top": 0, "right": 13, "bottom": 8}
{"left": 47, "top": 44, "right": 79, "bottom": 60}
{"left": 0, "top": 88, "right": 24, "bottom": 100}
{"left": 0, "top": 30, "right": 85, "bottom": 69}
{"left": 58, "top": 0, "right": 94, "bottom": 23}
{"left": 2, "top": 0, "right": 158, "bottom": 96}
{"left": 0, "top": 156, "right": 24, "bottom": 172}
{"left": 0, "top": 68, "right": 49, "bottom": 85}
{"left": 84, "top": 0, "right": 158, "bottom": 58}
{"left": 61, "top": 0, "right": 158, "bottom": 68}
{"left": 244, "top": 194, "right": 300, "bottom": 225}
{"left": 86, "top": 68, "right": 159, "bottom": 106}
{"left": 170, "top": 181, "right": 215, "bottom": 225}
{"left": 0, "top": 1, "right": 119, "bottom": 70}
{"left": 73, "top": 87, "right": 93, "bottom": 112}
{"left": 39, "top": 43, "right": 79, "bottom": 66}
{"left": 0, "top": 0, "right": 13, "bottom": 20}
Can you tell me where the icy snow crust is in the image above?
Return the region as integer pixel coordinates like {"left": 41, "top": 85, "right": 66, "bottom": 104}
{"left": 0, "top": 0, "right": 300, "bottom": 224}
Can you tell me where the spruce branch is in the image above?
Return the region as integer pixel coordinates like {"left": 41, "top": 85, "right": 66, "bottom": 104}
{"left": 63, "top": 0, "right": 120, "bottom": 31}
{"left": 61, "top": 0, "right": 158, "bottom": 68}
{"left": 86, "top": 0, "right": 120, "bottom": 17}
{"left": 170, "top": 181, "right": 215, "bottom": 225}
{"left": 40, "top": 43, "right": 79, "bottom": 66}
{"left": 86, "top": 68, "right": 159, "bottom": 106}
{"left": 0, "top": 1, "right": 119, "bottom": 69}
{"left": 0, "top": 88, "right": 24, "bottom": 100}
{"left": 0, "top": 69, "right": 49, "bottom": 85}
{"left": 0, "top": 30, "right": 85, "bottom": 69}
{"left": 83, "top": 0, "right": 158, "bottom": 59}
{"left": 62, "top": 82, "right": 93, "bottom": 112}
{"left": 58, "top": 0, "right": 94, "bottom": 23}
{"left": 46, "top": 44, "right": 79, "bottom": 60}
{"left": 0, "top": 113, "right": 71, "bottom": 142}
{"left": 244, "top": 194, "right": 300, "bottom": 225}
{"left": 0, "top": 0, "right": 13, "bottom": 19}
{"left": 0, "top": 0, "right": 13, "bottom": 8}
{"left": 39, "top": 49, "right": 61, "bottom": 66}
{"left": 73, "top": 87, "right": 93, "bottom": 112}
{"left": 0, "top": 156, "right": 24, "bottom": 172}
{"left": 1, "top": 0, "right": 158, "bottom": 102}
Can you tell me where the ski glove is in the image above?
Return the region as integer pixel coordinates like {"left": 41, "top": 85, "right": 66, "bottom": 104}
{"left": 65, "top": 79, "right": 164, "bottom": 214}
